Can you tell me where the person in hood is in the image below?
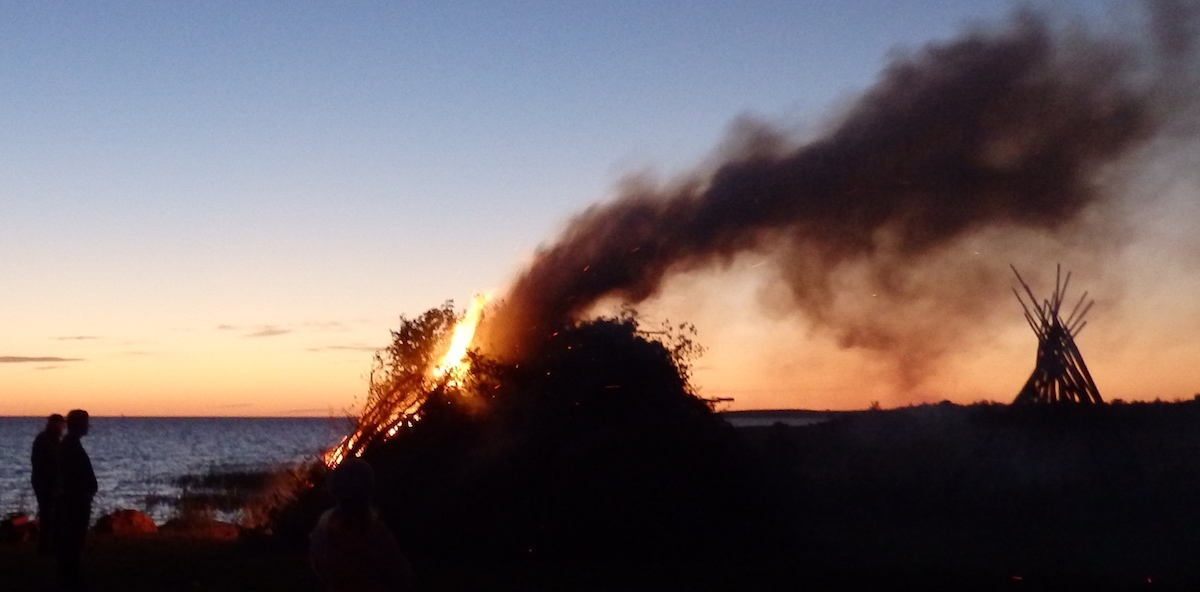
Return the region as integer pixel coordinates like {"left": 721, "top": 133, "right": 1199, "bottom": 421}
{"left": 310, "top": 458, "right": 414, "bottom": 592}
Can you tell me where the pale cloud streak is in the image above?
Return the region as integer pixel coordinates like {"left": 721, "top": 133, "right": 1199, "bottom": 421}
{"left": 246, "top": 326, "right": 291, "bottom": 338}
{"left": 0, "top": 356, "right": 84, "bottom": 363}
{"left": 308, "top": 345, "right": 381, "bottom": 353}
{"left": 299, "top": 321, "right": 351, "bottom": 332}
{"left": 217, "top": 320, "right": 365, "bottom": 339}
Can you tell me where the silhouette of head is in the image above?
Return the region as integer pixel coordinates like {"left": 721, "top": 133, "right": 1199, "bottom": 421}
{"left": 66, "top": 409, "right": 89, "bottom": 436}
{"left": 46, "top": 413, "right": 65, "bottom": 436}
{"left": 328, "top": 458, "right": 375, "bottom": 508}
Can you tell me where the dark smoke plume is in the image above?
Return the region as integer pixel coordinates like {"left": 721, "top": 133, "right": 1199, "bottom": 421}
{"left": 480, "top": 6, "right": 1199, "bottom": 375}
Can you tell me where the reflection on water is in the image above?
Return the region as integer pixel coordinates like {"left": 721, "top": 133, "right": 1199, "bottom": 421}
{"left": 0, "top": 417, "right": 349, "bottom": 523}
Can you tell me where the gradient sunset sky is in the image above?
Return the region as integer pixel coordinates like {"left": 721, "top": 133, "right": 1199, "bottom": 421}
{"left": 3, "top": 0, "right": 1197, "bottom": 416}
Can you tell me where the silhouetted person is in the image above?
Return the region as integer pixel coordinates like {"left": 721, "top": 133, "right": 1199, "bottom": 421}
{"left": 310, "top": 459, "right": 413, "bottom": 592}
{"left": 31, "top": 413, "right": 65, "bottom": 555}
{"left": 56, "top": 409, "right": 96, "bottom": 591}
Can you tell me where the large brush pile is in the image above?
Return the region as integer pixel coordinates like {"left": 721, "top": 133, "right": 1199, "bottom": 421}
{"left": 282, "top": 308, "right": 781, "bottom": 587}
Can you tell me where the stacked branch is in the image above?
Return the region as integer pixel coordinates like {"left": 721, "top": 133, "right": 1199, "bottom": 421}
{"left": 324, "top": 303, "right": 463, "bottom": 467}
{"left": 1011, "top": 264, "right": 1103, "bottom": 405}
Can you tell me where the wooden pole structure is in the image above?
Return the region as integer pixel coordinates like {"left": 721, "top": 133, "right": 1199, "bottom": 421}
{"left": 1011, "top": 265, "right": 1103, "bottom": 406}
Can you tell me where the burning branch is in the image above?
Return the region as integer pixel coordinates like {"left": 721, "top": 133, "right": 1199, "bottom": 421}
{"left": 324, "top": 297, "right": 488, "bottom": 467}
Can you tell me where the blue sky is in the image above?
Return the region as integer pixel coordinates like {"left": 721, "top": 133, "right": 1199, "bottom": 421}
{"left": 4, "top": 0, "right": 1196, "bottom": 415}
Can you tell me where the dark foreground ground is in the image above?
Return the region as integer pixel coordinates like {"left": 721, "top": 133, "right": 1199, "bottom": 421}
{"left": 0, "top": 526, "right": 1178, "bottom": 592}
{"left": 1, "top": 535, "right": 1146, "bottom": 592}
{"left": 5, "top": 401, "right": 1200, "bottom": 591}
{"left": 737, "top": 401, "right": 1200, "bottom": 591}
{"left": 0, "top": 534, "right": 320, "bottom": 592}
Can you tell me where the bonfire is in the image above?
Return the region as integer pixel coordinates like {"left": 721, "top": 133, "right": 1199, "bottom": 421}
{"left": 324, "top": 296, "right": 487, "bottom": 467}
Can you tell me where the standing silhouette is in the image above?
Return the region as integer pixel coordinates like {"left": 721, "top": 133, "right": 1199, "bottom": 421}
{"left": 56, "top": 409, "right": 97, "bottom": 591}
{"left": 30, "top": 413, "right": 65, "bottom": 555}
{"left": 310, "top": 458, "right": 414, "bottom": 592}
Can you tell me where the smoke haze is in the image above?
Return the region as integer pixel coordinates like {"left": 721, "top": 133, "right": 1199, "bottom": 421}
{"left": 480, "top": 4, "right": 1200, "bottom": 388}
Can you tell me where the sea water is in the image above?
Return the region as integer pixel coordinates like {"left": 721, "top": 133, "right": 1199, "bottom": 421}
{"left": 0, "top": 416, "right": 350, "bottom": 523}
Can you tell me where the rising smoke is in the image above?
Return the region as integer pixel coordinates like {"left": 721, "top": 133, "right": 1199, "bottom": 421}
{"left": 479, "top": 4, "right": 1200, "bottom": 381}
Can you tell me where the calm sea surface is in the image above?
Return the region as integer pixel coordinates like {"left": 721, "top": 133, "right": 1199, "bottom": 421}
{"left": 0, "top": 417, "right": 349, "bottom": 523}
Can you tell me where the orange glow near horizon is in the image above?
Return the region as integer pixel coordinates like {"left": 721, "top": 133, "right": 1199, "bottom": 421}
{"left": 4, "top": 264, "right": 1197, "bottom": 417}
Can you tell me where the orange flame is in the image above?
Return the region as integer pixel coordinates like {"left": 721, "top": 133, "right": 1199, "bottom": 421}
{"left": 323, "top": 295, "right": 488, "bottom": 467}
{"left": 433, "top": 294, "right": 487, "bottom": 382}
